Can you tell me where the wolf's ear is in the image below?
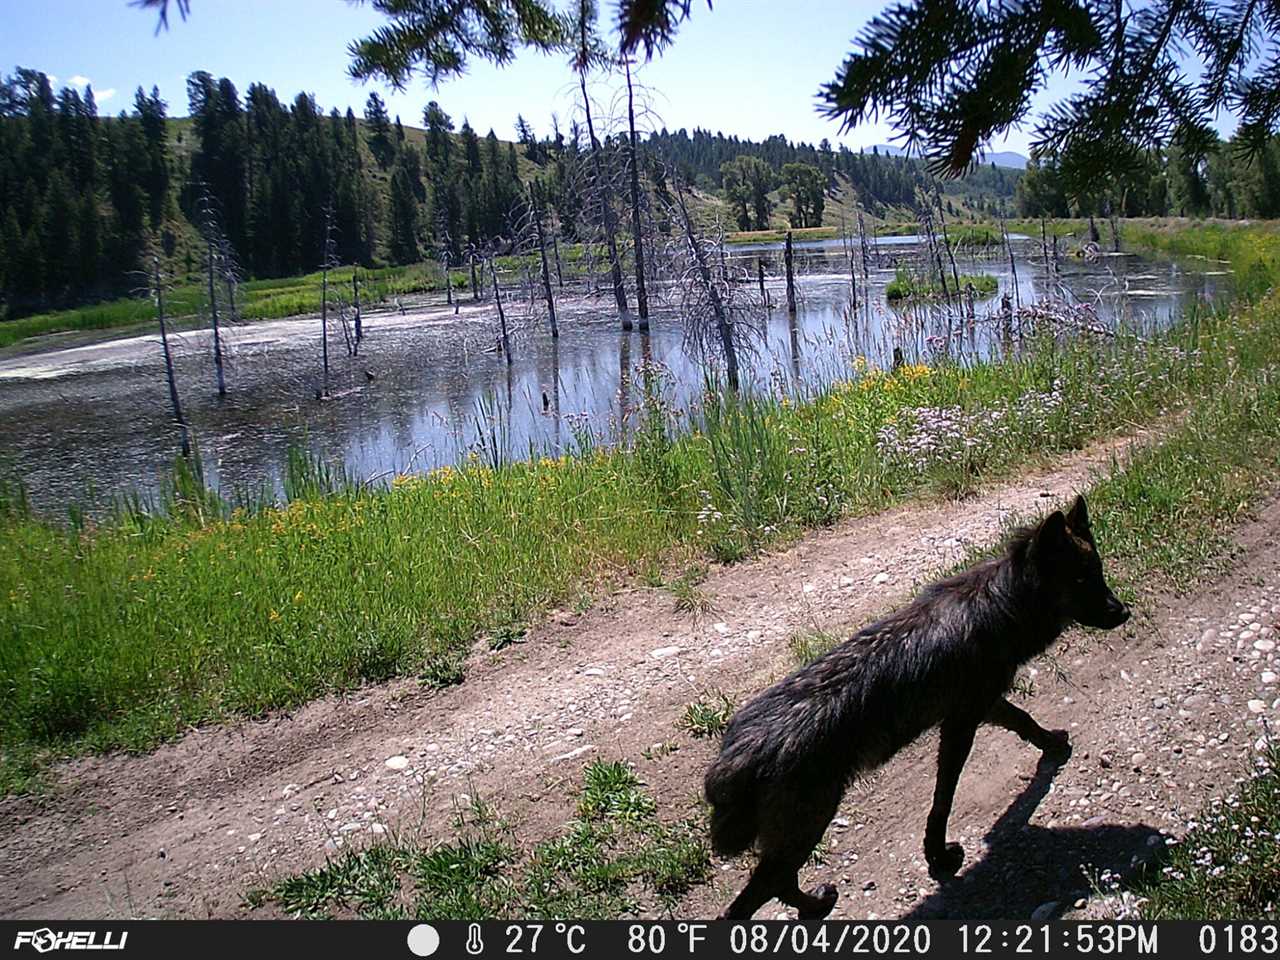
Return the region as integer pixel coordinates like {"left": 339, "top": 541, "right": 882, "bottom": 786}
{"left": 1032, "top": 510, "right": 1069, "bottom": 561}
{"left": 1066, "top": 494, "right": 1089, "bottom": 531}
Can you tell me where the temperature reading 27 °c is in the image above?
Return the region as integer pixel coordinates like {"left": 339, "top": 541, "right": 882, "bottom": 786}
{"left": 504, "top": 924, "right": 587, "bottom": 954}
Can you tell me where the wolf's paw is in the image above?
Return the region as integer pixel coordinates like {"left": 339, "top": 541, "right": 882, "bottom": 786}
{"left": 925, "top": 842, "right": 964, "bottom": 879}
{"left": 1040, "top": 729, "right": 1072, "bottom": 762}
{"left": 798, "top": 883, "right": 838, "bottom": 921}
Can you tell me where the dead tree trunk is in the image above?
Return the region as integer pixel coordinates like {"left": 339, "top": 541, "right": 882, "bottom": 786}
{"left": 624, "top": 58, "right": 649, "bottom": 331}
{"left": 552, "top": 232, "right": 565, "bottom": 288}
{"left": 154, "top": 257, "right": 191, "bottom": 459}
{"left": 490, "top": 257, "right": 512, "bottom": 364}
{"left": 321, "top": 265, "right": 330, "bottom": 397}
{"left": 841, "top": 212, "right": 857, "bottom": 310}
{"left": 1001, "top": 217, "right": 1021, "bottom": 310}
{"left": 856, "top": 207, "right": 871, "bottom": 290}
{"left": 936, "top": 188, "right": 960, "bottom": 293}
{"left": 470, "top": 253, "right": 480, "bottom": 301}
{"left": 922, "top": 209, "right": 950, "bottom": 299}
{"left": 677, "top": 185, "right": 739, "bottom": 392}
{"left": 579, "top": 71, "right": 632, "bottom": 330}
{"left": 1041, "top": 217, "right": 1052, "bottom": 283}
{"left": 352, "top": 270, "right": 362, "bottom": 346}
{"left": 224, "top": 267, "right": 238, "bottom": 326}
{"left": 531, "top": 185, "right": 559, "bottom": 338}
{"left": 319, "top": 204, "right": 337, "bottom": 396}
{"left": 784, "top": 230, "right": 797, "bottom": 314}
{"left": 206, "top": 239, "right": 226, "bottom": 397}
{"left": 757, "top": 260, "right": 768, "bottom": 308}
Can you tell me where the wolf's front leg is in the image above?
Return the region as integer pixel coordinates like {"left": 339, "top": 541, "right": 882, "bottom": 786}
{"left": 985, "top": 697, "right": 1070, "bottom": 761}
{"left": 924, "top": 719, "right": 977, "bottom": 878}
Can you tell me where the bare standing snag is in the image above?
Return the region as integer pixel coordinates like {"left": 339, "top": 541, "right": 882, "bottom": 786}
{"left": 705, "top": 495, "right": 1130, "bottom": 920}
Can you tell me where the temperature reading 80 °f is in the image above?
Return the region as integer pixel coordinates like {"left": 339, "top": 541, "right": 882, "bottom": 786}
{"left": 628, "top": 923, "right": 709, "bottom": 953}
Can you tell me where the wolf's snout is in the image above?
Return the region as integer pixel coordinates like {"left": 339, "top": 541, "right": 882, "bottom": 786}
{"left": 1106, "top": 597, "right": 1130, "bottom": 627}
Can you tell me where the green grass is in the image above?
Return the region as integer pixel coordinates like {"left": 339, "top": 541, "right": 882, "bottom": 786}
{"left": 668, "top": 564, "right": 712, "bottom": 616}
{"left": 787, "top": 628, "right": 841, "bottom": 666}
{"left": 1131, "top": 748, "right": 1280, "bottom": 920}
{"left": 254, "top": 760, "right": 711, "bottom": 919}
{"left": 885, "top": 266, "right": 999, "bottom": 302}
{"left": 3, "top": 222, "right": 1280, "bottom": 793}
{"left": 677, "top": 691, "right": 734, "bottom": 739}
{"left": 948, "top": 224, "right": 1004, "bottom": 247}
{"left": 724, "top": 226, "right": 838, "bottom": 244}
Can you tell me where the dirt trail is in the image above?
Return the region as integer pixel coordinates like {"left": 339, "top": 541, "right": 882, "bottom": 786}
{"left": 2, "top": 424, "right": 1276, "bottom": 920}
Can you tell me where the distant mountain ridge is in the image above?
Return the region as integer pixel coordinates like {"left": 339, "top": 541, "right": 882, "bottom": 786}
{"left": 870, "top": 144, "right": 1028, "bottom": 170}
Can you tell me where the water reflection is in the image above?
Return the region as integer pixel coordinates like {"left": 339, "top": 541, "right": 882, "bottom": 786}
{"left": 0, "top": 238, "right": 1227, "bottom": 513}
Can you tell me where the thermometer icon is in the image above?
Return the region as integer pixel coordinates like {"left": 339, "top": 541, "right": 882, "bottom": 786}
{"left": 466, "top": 923, "right": 484, "bottom": 955}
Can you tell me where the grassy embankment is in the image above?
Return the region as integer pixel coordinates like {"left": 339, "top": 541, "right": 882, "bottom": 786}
{"left": 0, "top": 245, "right": 604, "bottom": 351}
{"left": 724, "top": 222, "right": 1004, "bottom": 247}
{"left": 723, "top": 225, "right": 840, "bottom": 244}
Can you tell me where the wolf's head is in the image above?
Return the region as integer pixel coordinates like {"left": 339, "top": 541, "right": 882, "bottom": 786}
{"left": 1031, "top": 494, "right": 1130, "bottom": 630}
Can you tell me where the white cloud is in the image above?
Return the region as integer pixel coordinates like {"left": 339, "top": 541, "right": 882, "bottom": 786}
{"left": 47, "top": 74, "right": 57, "bottom": 86}
{"left": 97, "top": 88, "right": 116, "bottom": 102}
{"left": 68, "top": 74, "right": 91, "bottom": 88}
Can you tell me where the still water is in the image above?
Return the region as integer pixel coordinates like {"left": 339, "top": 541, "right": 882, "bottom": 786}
{"left": 0, "top": 237, "right": 1228, "bottom": 513}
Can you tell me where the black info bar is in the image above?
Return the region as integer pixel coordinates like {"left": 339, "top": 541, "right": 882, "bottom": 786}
{"left": 1, "top": 921, "right": 1276, "bottom": 959}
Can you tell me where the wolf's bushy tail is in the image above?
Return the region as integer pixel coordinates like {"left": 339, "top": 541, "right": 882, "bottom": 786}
{"left": 704, "top": 749, "right": 760, "bottom": 857}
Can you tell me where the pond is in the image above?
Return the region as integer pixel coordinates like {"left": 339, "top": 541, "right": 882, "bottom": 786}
{"left": 0, "top": 236, "right": 1229, "bottom": 514}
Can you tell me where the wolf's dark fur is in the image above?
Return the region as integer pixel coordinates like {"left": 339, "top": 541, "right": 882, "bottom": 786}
{"left": 705, "top": 495, "right": 1129, "bottom": 920}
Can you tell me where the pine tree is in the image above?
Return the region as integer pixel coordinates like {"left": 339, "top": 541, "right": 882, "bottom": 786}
{"left": 77, "top": 193, "right": 101, "bottom": 291}
{"left": 364, "top": 91, "right": 394, "bottom": 169}
{"left": 424, "top": 101, "right": 453, "bottom": 171}
{"left": 387, "top": 155, "right": 421, "bottom": 264}
{"left": 135, "top": 86, "right": 170, "bottom": 226}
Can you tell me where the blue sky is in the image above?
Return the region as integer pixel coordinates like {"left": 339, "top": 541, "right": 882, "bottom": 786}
{"left": 1, "top": 0, "right": 1235, "bottom": 155}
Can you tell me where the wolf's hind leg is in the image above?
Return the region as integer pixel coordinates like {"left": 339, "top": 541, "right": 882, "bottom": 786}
{"left": 986, "top": 697, "right": 1070, "bottom": 761}
{"left": 779, "top": 879, "right": 839, "bottom": 921}
{"left": 925, "top": 718, "right": 977, "bottom": 879}
{"left": 719, "top": 860, "right": 838, "bottom": 921}
{"left": 720, "top": 860, "right": 786, "bottom": 920}
{"left": 720, "top": 779, "right": 841, "bottom": 920}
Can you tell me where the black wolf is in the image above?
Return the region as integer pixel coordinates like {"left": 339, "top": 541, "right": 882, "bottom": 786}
{"left": 705, "top": 495, "right": 1129, "bottom": 920}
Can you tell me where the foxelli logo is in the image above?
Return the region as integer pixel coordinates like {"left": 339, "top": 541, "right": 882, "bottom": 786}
{"left": 13, "top": 929, "right": 129, "bottom": 953}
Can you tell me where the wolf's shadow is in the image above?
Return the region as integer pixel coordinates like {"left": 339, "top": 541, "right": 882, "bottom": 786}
{"left": 900, "top": 756, "right": 1165, "bottom": 920}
